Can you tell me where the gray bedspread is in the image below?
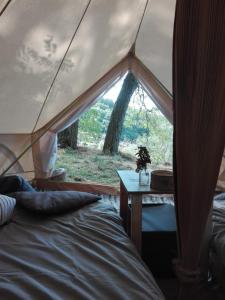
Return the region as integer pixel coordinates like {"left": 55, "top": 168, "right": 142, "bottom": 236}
{"left": 0, "top": 200, "right": 164, "bottom": 300}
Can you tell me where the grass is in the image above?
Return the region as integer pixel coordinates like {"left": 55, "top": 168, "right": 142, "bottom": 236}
{"left": 56, "top": 147, "right": 137, "bottom": 188}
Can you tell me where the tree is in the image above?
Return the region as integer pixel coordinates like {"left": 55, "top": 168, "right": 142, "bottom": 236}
{"left": 103, "top": 72, "right": 138, "bottom": 154}
{"left": 58, "top": 120, "right": 79, "bottom": 149}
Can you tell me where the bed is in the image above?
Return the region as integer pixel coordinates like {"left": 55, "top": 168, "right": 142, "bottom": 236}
{"left": 0, "top": 198, "right": 164, "bottom": 300}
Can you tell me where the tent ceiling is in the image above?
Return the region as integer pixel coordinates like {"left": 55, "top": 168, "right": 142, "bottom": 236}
{"left": 35, "top": 0, "right": 147, "bottom": 131}
{"left": 0, "top": 0, "right": 89, "bottom": 133}
{"left": 0, "top": 0, "right": 176, "bottom": 134}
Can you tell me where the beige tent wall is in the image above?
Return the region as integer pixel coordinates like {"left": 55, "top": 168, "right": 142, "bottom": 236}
{"left": 136, "top": 0, "right": 176, "bottom": 94}
{"left": 0, "top": 0, "right": 89, "bottom": 133}
{"left": 31, "top": 130, "right": 57, "bottom": 178}
{"left": 0, "top": 134, "right": 34, "bottom": 179}
{"left": 49, "top": 57, "right": 129, "bottom": 134}
{"left": 0, "top": 0, "right": 10, "bottom": 15}
{"left": 34, "top": 0, "right": 147, "bottom": 131}
{"left": 0, "top": 0, "right": 176, "bottom": 179}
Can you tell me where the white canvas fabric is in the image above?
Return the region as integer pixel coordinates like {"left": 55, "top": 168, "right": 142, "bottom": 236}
{"left": 0, "top": 0, "right": 89, "bottom": 133}
{"left": 0, "top": 194, "right": 16, "bottom": 225}
{"left": 0, "top": 0, "right": 10, "bottom": 13}
{"left": 136, "top": 0, "right": 176, "bottom": 94}
{"left": 0, "top": 1, "right": 176, "bottom": 174}
{"left": 0, "top": 0, "right": 174, "bottom": 135}
{"left": 34, "top": 0, "right": 147, "bottom": 131}
{"left": 0, "top": 134, "right": 34, "bottom": 179}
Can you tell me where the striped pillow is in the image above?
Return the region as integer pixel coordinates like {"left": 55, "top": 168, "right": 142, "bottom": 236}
{"left": 0, "top": 194, "right": 16, "bottom": 225}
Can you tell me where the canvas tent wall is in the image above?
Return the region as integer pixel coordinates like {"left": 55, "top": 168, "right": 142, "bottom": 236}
{"left": 0, "top": 0, "right": 175, "bottom": 178}
{"left": 1, "top": 0, "right": 224, "bottom": 186}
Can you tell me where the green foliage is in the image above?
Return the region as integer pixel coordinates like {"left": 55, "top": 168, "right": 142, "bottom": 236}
{"left": 79, "top": 108, "right": 102, "bottom": 140}
{"left": 78, "top": 98, "right": 113, "bottom": 143}
{"left": 58, "top": 95, "right": 173, "bottom": 167}
{"left": 122, "top": 104, "right": 173, "bottom": 165}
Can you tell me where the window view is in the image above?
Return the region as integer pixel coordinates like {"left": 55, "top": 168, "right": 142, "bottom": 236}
{"left": 56, "top": 74, "right": 173, "bottom": 188}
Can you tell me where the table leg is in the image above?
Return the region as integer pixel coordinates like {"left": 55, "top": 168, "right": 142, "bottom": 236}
{"left": 120, "top": 181, "right": 128, "bottom": 230}
{"left": 131, "top": 194, "right": 142, "bottom": 253}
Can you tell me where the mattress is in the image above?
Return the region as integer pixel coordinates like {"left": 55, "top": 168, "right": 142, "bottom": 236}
{"left": 0, "top": 199, "right": 164, "bottom": 300}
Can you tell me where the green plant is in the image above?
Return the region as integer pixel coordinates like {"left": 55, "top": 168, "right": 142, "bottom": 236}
{"left": 135, "top": 146, "right": 151, "bottom": 172}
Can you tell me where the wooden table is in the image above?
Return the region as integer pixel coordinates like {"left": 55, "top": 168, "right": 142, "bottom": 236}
{"left": 117, "top": 170, "right": 171, "bottom": 253}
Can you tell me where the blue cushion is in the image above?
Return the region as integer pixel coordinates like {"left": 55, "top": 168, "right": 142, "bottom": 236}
{"left": 12, "top": 191, "right": 101, "bottom": 215}
{"left": 0, "top": 175, "right": 35, "bottom": 194}
{"left": 214, "top": 192, "right": 225, "bottom": 201}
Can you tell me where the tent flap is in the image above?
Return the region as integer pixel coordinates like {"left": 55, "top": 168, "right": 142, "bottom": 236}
{"left": 0, "top": 134, "right": 34, "bottom": 179}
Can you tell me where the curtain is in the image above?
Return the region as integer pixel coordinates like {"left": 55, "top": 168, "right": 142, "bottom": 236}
{"left": 173, "top": 1, "right": 225, "bottom": 299}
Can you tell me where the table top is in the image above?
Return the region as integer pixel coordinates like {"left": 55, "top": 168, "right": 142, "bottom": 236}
{"left": 117, "top": 170, "right": 171, "bottom": 194}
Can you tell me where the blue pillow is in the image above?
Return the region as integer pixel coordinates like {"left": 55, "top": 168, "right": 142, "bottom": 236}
{"left": 214, "top": 192, "right": 225, "bottom": 201}
{"left": 12, "top": 191, "right": 101, "bottom": 215}
{"left": 0, "top": 175, "right": 35, "bottom": 194}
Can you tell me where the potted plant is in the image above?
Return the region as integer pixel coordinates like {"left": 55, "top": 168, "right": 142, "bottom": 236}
{"left": 135, "top": 146, "right": 151, "bottom": 185}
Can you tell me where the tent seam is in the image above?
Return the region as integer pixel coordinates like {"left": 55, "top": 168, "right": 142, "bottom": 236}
{"left": 133, "top": 0, "right": 149, "bottom": 50}
{"left": 0, "top": 0, "right": 12, "bottom": 17}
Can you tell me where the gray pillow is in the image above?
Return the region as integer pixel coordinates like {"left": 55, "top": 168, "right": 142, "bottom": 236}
{"left": 11, "top": 191, "right": 101, "bottom": 215}
{"left": 214, "top": 192, "right": 225, "bottom": 201}
{"left": 0, "top": 175, "right": 35, "bottom": 194}
{"left": 0, "top": 194, "right": 16, "bottom": 225}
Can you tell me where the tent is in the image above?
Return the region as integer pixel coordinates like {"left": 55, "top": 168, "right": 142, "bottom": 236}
{"left": 0, "top": 0, "right": 174, "bottom": 178}
{"left": 1, "top": 1, "right": 225, "bottom": 299}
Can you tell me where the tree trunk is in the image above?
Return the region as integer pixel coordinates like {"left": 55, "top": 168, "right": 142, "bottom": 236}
{"left": 103, "top": 72, "right": 138, "bottom": 155}
{"left": 58, "top": 120, "right": 79, "bottom": 149}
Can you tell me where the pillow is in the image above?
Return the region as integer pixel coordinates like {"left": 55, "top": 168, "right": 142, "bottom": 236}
{"left": 11, "top": 191, "right": 101, "bottom": 215}
{"left": 0, "top": 175, "right": 35, "bottom": 194}
{"left": 0, "top": 194, "right": 16, "bottom": 225}
{"left": 214, "top": 192, "right": 225, "bottom": 201}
